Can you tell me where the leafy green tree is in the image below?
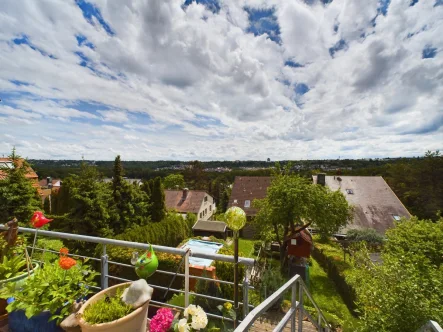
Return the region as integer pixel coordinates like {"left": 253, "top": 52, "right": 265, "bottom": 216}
{"left": 0, "top": 148, "right": 41, "bottom": 223}
{"left": 184, "top": 160, "right": 206, "bottom": 189}
{"left": 254, "top": 166, "right": 352, "bottom": 262}
{"left": 163, "top": 174, "right": 185, "bottom": 189}
{"left": 43, "top": 196, "right": 51, "bottom": 214}
{"left": 347, "top": 217, "right": 443, "bottom": 332}
{"left": 150, "top": 177, "right": 166, "bottom": 222}
{"left": 50, "top": 162, "right": 116, "bottom": 242}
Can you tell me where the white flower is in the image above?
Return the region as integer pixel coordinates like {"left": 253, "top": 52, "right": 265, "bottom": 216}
{"left": 191, "top": 310, "right": 208, "bottom": 330}
{"left": 184, "top": 304, "right": 197, "bottom": 318}
{"left": 177, "top": 318, "right": 190, "bottom": 332}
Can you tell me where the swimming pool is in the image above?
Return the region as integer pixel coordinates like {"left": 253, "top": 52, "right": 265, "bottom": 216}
{"left": 181, "top": 239, "right": 223, "bottom": 267}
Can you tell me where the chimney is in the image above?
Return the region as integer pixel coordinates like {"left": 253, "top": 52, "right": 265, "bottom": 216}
{"left": 47, "top": 177, "right": 53, "bottom": 189}
{"left": 317, "top": 173, "right": 326, "bottom": 186}
{"left": 182, "top": 188, "right": 189, "bottom": 200}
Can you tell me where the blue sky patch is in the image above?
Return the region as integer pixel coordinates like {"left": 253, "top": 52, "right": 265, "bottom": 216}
{"left": 285, "top": 60, "right": 304, "bottom": 68}
{"left": 329, "top": 39, "right": 348, "bottom": 57}
{"left": 295, "top": 83, "right": 310, "bottom": 95}
{"left": 422, "top": 45, "right": 437, "bottom": 58}
{"left": 12, "top": 35, "right": 56, "bottom": 59}
{"left": 245, "top": 7, "right": 280, "bottom": 44}
{"left": 76, "top": 34, "right": 95, "bottom": 49}
{"left": 378, "top": 0, "right": 391, "bottom": 16}
{"left": 183, "top": 0, "right": 220, "bottom": 13}
{"left": 410, "top": 0, "right": 419, "bottom": 5}
{"left": 75, "top": 0, "right": 115, "bottom": 36}
{"left": 10, "top": 80, "right": 31, "bottom": 87}
{"left": 436, "top": 0, "right": 443, "bottom": 6}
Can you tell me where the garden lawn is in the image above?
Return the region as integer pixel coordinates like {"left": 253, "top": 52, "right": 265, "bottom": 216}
{"left": 238, "top": 238, "right": 256, "bottom": 258}
{"left": 308, "top": 258, "right": 358, "bottom": 332}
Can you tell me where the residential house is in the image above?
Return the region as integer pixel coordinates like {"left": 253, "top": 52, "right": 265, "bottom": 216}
{"left": 0, "top": 158, "right": 39, "bottom": 185}
{"left": 192, "top": 220, "right": 228, "bottom": 239}
{"left": 228, "top": 176, "right": 272, "bottom": 238}
{"left": 312, "top": 174, "right": 411, "bottom": 234}
{"left": 39, "top": 177, "right": 62, "bottom": 204}
{"left": 164, "top": 189, "right": 216, "bottom": 220}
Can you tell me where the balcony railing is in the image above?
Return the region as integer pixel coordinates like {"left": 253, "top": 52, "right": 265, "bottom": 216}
{"left": 3, "top": 226, "right": 255, "bottom": 324}
{"left": 4, "top": 226, "right": 336, "bottom": 331}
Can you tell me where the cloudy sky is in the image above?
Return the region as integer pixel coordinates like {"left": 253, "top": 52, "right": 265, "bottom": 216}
{"left": 0, "top": 0, "right": 442, "bottom": 160}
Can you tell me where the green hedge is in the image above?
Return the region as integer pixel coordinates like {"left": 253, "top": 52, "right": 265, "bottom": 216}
{"left": 312, "top": 245, "right": 357, "bottom": 316}
{"left": 103, "top": 213, "right": 195, "bottom": 302}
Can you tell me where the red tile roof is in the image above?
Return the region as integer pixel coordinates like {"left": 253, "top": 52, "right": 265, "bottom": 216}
{"left": 0, "top": 158, "right": 38, "bottom": 181}
{"left": 164, "top": 190, "right": 208, "bottom": 213}
{"left": 228, "top": 176, "right": 272, "bottom": 216}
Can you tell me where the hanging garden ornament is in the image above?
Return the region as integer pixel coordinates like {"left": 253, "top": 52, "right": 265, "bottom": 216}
{"left": 30, "top": 211, "right": 53, "bottom": 258}
{"left": 225, "top": 207, "right": 246, "bottom": 234}
{"left": 134, "top": 244, "right": 158, "bottom": 279}
{"left": 30, "top": 211, "right": 53, "bottom": 228}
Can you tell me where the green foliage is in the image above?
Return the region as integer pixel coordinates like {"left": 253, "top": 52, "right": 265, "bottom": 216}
{"left": 115, "top": 213, "right": 193, "bottom": 246}
{"left": 346, "top": 229, "right": 384, "bottom": 246}
{"left": 167, "top": 293, "right": 195, "bottom": 308}
{"left": 83, "top": 287, "right": 134, "bottom": 325}
{"left": 0, "top": 255, "right": 27, "bottom": 280}
{"left": 255, "top": 268, "right": 285, "bottom": 300}
{"left": 163, "top": 174, "right": 185, "bottom": 189}
{"left": 33, "top": 238, "right": 64, "bottom": 262}
{"left": 111, "top": 155, "right": 151, "bottom": 233}
{"left": 309, "top": 258, "right": 358, "bottom": 331}
{"left": 151, "top": 177, "right": 166, "bottom": 222}
{"left": 346, "top": 217, "right": 443, "bottom": 332}
{"left": 253, "top": 173, "right": 352, "bottom": 249}
{"left": 183, "top": 160, "right": 207, "bottom": 190}
{"left": 0, "top": 148, "right": 41, "bottom": 224}
{"left": 43, "top": 196, "right": 51, "bottom": 214}
{"left": 0, "top": 260, "right": 98, "bottom": 323}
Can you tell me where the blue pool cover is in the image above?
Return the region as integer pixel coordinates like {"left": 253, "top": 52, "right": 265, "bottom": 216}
{"left": 182, "top": 239, "right": 223, "bottom": 267}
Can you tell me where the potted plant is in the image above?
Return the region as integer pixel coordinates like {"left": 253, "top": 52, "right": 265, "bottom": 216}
{"left": 0, "top": 248, "right": 97, "bottom": 332}
{"left": 77, "top": 279, "right": 153, "bottom": 332}
{"left": 0, "top": 219, "right": 39, "bottom": 326}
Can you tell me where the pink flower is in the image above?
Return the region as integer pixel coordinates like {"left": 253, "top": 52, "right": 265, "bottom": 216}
{"left": 150, "top": 308, "right": 174, "bottom": 332}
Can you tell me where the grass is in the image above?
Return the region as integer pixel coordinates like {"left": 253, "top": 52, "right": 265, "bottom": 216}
{"left": 308, "top": 258, "right": 359, "bottom": 331}
{"left": 313, "top": 235, "right": 353, "bottom": 276}
{"left": 238, "top": 238, "right": 256, "bottom": 258}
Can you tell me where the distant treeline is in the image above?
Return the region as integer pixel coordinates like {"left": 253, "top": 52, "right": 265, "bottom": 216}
{"left": 29, "top": 153, "right": 442, "bottom": 221}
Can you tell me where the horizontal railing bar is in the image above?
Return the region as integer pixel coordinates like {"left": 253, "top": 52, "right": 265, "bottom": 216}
{"left": 107, "top": 260, "right": 253, "bottom": 288}
{"left": 29, "top": 246, "right": 101, "bottom": 262}
{"left": 189, "top": 291, "right": 254, "bottom": 308}
{"left": 236, "top": 275, "right": 301, "bottom": 330}
{"left": 7, "top": 227, "right": 255, "bottom": 266}
{"left": 273, "top": 307, "right": 296, "bottom": 332}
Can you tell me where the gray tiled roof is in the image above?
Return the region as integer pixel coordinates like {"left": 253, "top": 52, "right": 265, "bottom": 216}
{"left": 312, "top": 175, "right": 411, "bottom": 234}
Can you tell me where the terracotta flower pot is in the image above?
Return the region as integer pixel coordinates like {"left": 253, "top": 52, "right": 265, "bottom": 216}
{"left": 78, "top": 282, "right": 151, "bottom": 332}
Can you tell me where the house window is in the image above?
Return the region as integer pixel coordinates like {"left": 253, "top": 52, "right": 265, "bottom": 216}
{"left": 200, "top": 212, "right": 202, "bottom": 219}
{"left": 204, "top": 196, "right": 208, "bottom": 202}
{"left": 393, "top": 215, "right": 401, "bottom": 221}
{"left": 244, "top": 200, "right": 251, "bottom": 208}
{"left": 209, "top": 205, "right": 212, "bottom": 211}
{"left": 205, "top": 208, "right": 207, "bottom": 215}
{"left": 233, "top": 199, "right": 238, "bottom": 204}
{"left": 346, "top": 189, "right": 354, "bottom": 194}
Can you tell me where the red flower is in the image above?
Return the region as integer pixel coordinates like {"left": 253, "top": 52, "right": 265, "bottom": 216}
{"left": 59, "top": 256, "right": 77, "bottom": 270}
{"left": 59, "top": 247, "right": 69, "bottom": 257}
{"left": 30, "top": 211, "right": 53, "bottom": 228}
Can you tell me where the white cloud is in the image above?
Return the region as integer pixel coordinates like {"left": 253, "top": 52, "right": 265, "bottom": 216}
{"left": 0, "top": 0, "right": 442, "bottom": 160}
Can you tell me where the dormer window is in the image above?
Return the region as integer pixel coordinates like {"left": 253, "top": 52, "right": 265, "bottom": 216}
{"left": 346, "top": 189, "right": 354, "bottom": 194}
{"left": 393, "top": 215, "right": 401, "bottom": 221}
{"left": 244, "top": 200, "right": 251, "bottom": 208}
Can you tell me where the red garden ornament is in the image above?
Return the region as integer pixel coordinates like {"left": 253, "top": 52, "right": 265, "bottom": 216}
{"left": 30, "top": 211, "right": 53, "bottom": 228}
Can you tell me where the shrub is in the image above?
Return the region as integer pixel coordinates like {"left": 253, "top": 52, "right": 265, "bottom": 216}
{"left": 83, "top": 287, "right": 134, "bottom": 324}
{"left": 346, "top": 229, "right": 384, "bottom": 247}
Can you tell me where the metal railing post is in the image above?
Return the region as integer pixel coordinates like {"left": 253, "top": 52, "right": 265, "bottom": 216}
{"left": 242, "top": 274, "right": 249, "bottom": 318}
{"left": 185, "top": 249, "right": 190, "bottom": 308}
{"left": 298, "top": 281, "right": 303, "bottom": 332}
{"left": 101, "top": 245, "right": 108, "bottom": 289}
{"left": 291, "top": 281, "right": 297, "bottom": 332}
